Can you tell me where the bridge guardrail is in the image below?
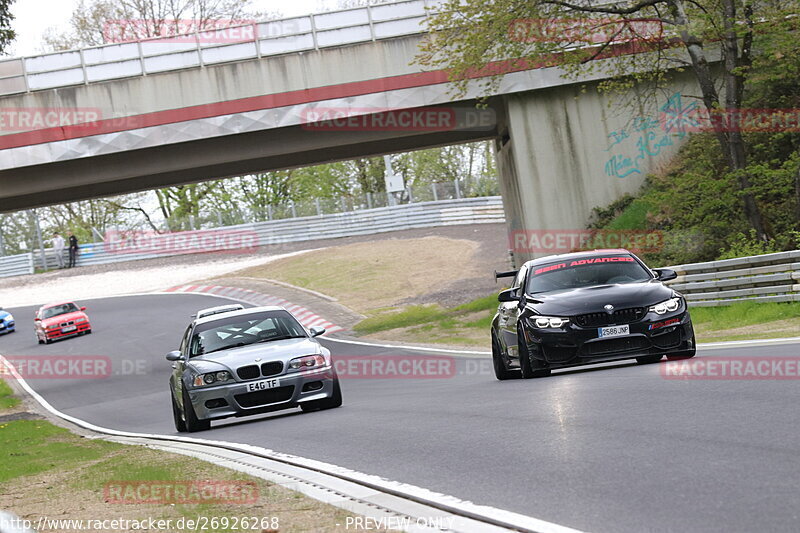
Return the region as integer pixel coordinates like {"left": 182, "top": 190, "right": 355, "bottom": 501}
{"left": 20, "top": 197, "right": 504, "bottom": 273}
{"left": 0, "top": 0, "right": 439, "bottom": 96}
{"left": 664, "top": 250, "right": 800, "bottom": 307}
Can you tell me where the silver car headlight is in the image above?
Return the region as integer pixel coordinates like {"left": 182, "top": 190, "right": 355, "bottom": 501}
{"left": 649, "top": 297, "right": 682, "bottom": 315}
{"left": 288, "top": 355, "right": 326, "bottom": 371}
{"left": 192, "top": 371, "right": 232, "bottom": 387}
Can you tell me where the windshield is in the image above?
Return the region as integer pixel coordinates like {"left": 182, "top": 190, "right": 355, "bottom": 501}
{"left": 526, "top": 255, "right": 653, "bottom": 294}
{"left": 42, "top": 303, "right": 79, "bottom": 319}
{"left": 189, "top": 310, "right": 307, "bottom": 357}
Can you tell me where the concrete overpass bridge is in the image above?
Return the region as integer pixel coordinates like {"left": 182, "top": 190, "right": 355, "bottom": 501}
{"left": 0, "top": 0, "right": 694, "bottom": 259}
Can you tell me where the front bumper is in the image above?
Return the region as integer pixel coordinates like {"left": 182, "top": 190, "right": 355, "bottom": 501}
{"left": 0, "top": 322, "right": 14, "bottom": 334}
{"left": 44, "top": 322, "right": 91, "bottom": 340}
{"left": 186, "top": 366, "right": 337, "bottom": 421}
{"left": 522, "top": 310, "right": 694, "bottom": 369}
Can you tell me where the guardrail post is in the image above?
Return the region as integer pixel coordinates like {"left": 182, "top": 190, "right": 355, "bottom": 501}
{"left": 79, "top": 48, "right": 89, "bottom": 84}
{"left": 253, "top": 22, "right": 262, "bottom": 58}
{"left": 339, "top": 196, "right": 347, "bottom": 212}
{"left": 366, "top": 4, "right": 377, "bottom": 41}
{"left": 267, "top": 205, "right": 273, "bottom": 221}
{"left": 137, "top": 41, "right": 146, "bottom": 75}
{"left": 406, "top": 186, "right": 414, "bottom": 203}
{"left": 454, "top": 179, "right": 461, "bottom": 199}
{"left": 309, "top": 14, "right": 319, "bottom": 50}
{"left": 366, "top": 192, "right": 373, "bottom": 210}
{"left": 315, "top": 198, "right": 322, "bottom": 216}
{"left": 431, "top": 183, "right": 439, "bottom": 201}
{"left": 290, "top": 202, "right": 297, "bottom": 218}
{"left": 196, "top": 31, "right": 204, "bottom": 67}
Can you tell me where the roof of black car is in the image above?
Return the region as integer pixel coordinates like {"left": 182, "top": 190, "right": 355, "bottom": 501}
{"left": 523, "top": 249, "right": 633, "bottom": 268}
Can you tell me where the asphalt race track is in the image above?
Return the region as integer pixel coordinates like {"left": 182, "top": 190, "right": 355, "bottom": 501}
{"left": 3, "top": 293, "right": 799, "bottom": 532}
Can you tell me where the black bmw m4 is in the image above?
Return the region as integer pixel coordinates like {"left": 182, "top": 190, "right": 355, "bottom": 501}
{"left": 491, "top": 249, "right": 696, "bottom": 380}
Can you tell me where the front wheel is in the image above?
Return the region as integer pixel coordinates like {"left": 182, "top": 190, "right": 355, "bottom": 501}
{"left": 518, "top": 330, "right": 550, "bottom": 379}
{"left": 171, "top": 390, "right": 187, "bottom": 432}
{"left": 181, "top": 387, "right": 210, "bottom": 432}
{"left": 492, "top": 333, "right": 520, "bottom": 380}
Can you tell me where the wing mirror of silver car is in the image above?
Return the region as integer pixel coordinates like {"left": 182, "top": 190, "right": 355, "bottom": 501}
{"left": 165, "top": 350, "right": 184, "bottom": 361}
{"left": 309, "top": 326, "right": 326, "bottom": 337}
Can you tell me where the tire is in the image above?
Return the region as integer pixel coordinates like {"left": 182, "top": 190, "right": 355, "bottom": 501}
{"left": 171, "top": 390, "right": 187, "bottom": 433}
{"left": 86, "top": 330, "right": 92, "bottom": 335}
{"left": 301, "top": 376, "right": 343, "bottom": 412}
{"left": 492, "top": 333, "right": 520, "bottom": 380}
{"left": 37, "top": 333, "right": 44, "bottom": 345}
{"left": 44, "top": 337, "right": 52, "bottom": 344}
{"left": 518, "top": 329, "right": 550, "bottom": 379}
{"left": 181, "top": 386, "right": 210, "bottom": 432}
{"left": 636, "top": 354, "right": 663, "bottom": 364}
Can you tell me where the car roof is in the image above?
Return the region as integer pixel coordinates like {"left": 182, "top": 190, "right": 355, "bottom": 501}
{"left": 193, "top": 305, "right": 287, "bottom": 326}
{"left": 522, "top": 249, "right": 635, "bottom": 269}
{"left": 40, "top": 301, "right": 78, "bottom": 309}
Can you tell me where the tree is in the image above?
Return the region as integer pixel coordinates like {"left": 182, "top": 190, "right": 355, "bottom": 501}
{"left": 417, "top": 0, "right": 799, "bottom": 241}
{"left": 43, "top": 0, "right": 266, "bottom": 50}
{"left": 0, "top": 0, "right": 14, "bottom": 54}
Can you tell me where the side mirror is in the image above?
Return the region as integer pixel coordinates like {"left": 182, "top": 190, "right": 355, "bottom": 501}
{"left": 498, "top": 288, "right": 519, "bottom": 302}
{"left": 80, "top": 306, "right": 87, "bottom": 311}
{"left": 654, "top": 268, "right": 677, "bottom": 282}
{"left": 165, "top": 350, "right": 183, "bottom": 362}
{"left": 309, "top": 326, "right": 326, "bottom": 337}
{"left": 34, "top": 317, "right": 41, "bottom": 322}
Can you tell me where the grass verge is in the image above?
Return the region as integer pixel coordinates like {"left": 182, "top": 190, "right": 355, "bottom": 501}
{"left": 0, "top": 379, "right": 20, "bottom": 410}
{"left": 353, "top": 298, "right": 800, "bottom": 348}
{"left": 0, "top": 394, "right": 385, "bottom": 531}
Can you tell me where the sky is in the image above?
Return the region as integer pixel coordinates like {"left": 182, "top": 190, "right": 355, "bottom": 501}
{"left": 8, "top": 0, "right": 343, "bottom": 57}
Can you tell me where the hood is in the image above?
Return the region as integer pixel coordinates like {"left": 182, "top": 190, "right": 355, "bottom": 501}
{"left": 0, "top": 310, "right": 10, "bottom": 320}
{"left": 188, "top": 337, "right": 321, "bottom": 373}
{"left": 41, "top": 311, "right": 87, "bottom": 326}
{"left": 525, "top": 281, "right": 673, "bottom": 316}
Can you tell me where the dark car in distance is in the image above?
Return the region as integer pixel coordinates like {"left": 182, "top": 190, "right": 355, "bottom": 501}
{"left": 491, "top": 249, "right": 696, "bottom": 380}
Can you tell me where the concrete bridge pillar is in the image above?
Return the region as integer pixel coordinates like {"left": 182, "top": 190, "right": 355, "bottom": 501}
{"left": 494, "top": 77, "right": 696, "bottom": 265}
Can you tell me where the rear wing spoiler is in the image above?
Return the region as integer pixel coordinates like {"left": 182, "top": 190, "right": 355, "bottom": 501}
{"left": 494, "top": 270, "right": 518, "bottom": 283}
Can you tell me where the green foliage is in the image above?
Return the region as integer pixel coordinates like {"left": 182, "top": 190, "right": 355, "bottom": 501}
{"left": 0, "top": 0, "right": 14, "bottom": 54}
{"left": 717, "top": 230, "right": 787, "bottom": 261}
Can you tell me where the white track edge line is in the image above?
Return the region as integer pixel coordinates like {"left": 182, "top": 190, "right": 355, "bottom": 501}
{"left": 0, "top": 353, "right": 583, "bottom": 533}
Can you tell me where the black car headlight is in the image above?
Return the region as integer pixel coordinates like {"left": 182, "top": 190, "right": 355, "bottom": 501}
{"left": 192, "top": 371, "right": 232, "bottom": 387}
{"left": 528, "top": 316, "right": 570, "bottom": 329}
{"left": 649, "top": 297, "right": 682, "bottom": 315}
{"left": 288, "top": 355, "right": 326, "bottom": 371}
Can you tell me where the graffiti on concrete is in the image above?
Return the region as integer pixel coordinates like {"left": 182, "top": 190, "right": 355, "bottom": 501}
{"left": 604, "top": 92, "right": 696, "bottom": 178}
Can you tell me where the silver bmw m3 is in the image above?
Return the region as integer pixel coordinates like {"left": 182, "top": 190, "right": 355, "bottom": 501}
{"left": 167, "top": 305, "right": 342, "bottom": 432}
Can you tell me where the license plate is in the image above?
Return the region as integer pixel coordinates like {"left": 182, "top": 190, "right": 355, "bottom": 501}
{"left": 62, "top": 325, "right": 77, "bottom": 333}
{"left": 246, "top": 378, "right": 280, "bottom": 392}
{"left": 598, "top": 325, "right": 629, "bottom": 338}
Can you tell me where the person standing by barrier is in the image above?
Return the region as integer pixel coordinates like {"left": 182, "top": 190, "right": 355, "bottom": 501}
{"left": 50, "top": 232, "right": 65, "bottom": 269}
{"left": 67, "top": 230, "right": 79, "bottom": 268}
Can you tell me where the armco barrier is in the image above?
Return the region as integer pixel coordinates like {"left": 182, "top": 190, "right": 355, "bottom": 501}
{"left": 22, "top": 197, "right": 504, "bottom": 272}
{"left": 664, "top": 250, "right": 800, "bottom": 307}
{"left": 0, "top": 253, "right": 33, "bottom": 278}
